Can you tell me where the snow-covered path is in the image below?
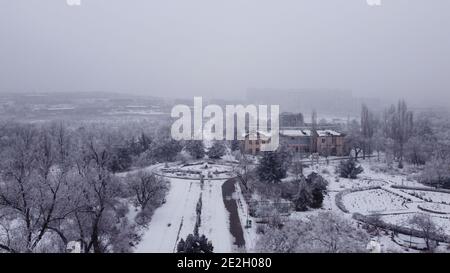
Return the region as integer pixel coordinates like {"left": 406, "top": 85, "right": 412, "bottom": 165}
{"left": 134, "top": 177, "right": 234, "bottom": 253}
{"left": 134, "top": 178, "right": 201, "bottom": 253}
{"left": 199, "top": 178, "right": 233, "bottom": 252}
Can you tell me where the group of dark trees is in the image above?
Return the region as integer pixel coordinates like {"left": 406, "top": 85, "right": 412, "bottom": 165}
{"left": 176, "top": 234, "right": 213, "bottom": 253}
{"left": 248, "top": 145, "right": 329, "bottom": 212}
{"left": 185, "top": 140, "right": 226, "bottom": 160}
{"left": 287, "top": 173, "right": 328, "bottom": 211}
{"left": 256, "top": 146, "right": 292, "bottom": 183}
{"left": 0, "top": 121, "right": 170, "bottom": 253}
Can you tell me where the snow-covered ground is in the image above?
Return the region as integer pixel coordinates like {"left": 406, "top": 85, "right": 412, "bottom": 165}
{"left": 342, "top": 188, "right": 409, "bottom": 215}
{"left": 134, "top": 176, "right": 234, "bottom": 253}
{"left": 199, "top": 178, "right": 233, "bottom": 252}
{"left": 296, "top": 158, "right": 450, "bottom": 252}
{"left": 134, "top": 178, "right": 201, "bottom": 253}
{"left": 131, "top": 156, "right": 450, "bottom": 253}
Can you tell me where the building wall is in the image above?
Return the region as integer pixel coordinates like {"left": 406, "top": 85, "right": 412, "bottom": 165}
{"left": 280, "top": 135, "right": 311, "bottom": 154}
{"left": 242, "top": 136, "right": 269, "bottom": 155}
{"left": 316, "top": 135, "right": 345, "bottom": 156}
{"left": 242, "top": 132, "right": 345, "bottom": 156}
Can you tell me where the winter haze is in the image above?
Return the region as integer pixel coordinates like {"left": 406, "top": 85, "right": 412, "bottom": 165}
{"left": 2, "top": 0, "right": 450, "bottom": 256}
{"left": 1, "top": 0, "right": 450, "bottom": 107}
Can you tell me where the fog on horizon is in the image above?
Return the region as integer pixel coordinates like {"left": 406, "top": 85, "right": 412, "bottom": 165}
{"left": 1, "top": 0, "right": 449, "bottom": 107}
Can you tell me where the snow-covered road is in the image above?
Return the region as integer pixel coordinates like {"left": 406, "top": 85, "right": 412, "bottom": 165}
{"left": 134, "top": 177, "right": 234, "bottom": 253}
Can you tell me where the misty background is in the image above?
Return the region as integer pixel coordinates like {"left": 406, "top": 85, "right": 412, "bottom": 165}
{"left": 1, "top": 0, "right": 449, "bottom": 108}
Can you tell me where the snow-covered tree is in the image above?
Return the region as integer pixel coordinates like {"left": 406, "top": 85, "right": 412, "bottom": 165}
{"left": 337, "top": 158, "right": 363, "bottom": 179}
{"left": 307, "top": 172, "right": 328, "bottom": 208}
{"left": 293, "top": 178, "right": 312, "bottom": 211}
{"left": 256, "top": 212, "right": 369, "bottom": 253}
{"left": 344, "top": 119, "right": 364, "bottom": 160}
{"left": 230, "top": 139, "right": 240, "bottom": 152}
{"left": 185, "top": 140, "right": 205, "bottom": 159}
{"left": 0, "top": 125, "right": 75, "bottom": 252}
{"left": 405, "top": 115, "right": 435, "bottom": 165}
{"left": 419, "top": 157, "right": 450, "bottom": 189}
{"left": 233, "top": 153, "right": 255, "bottom": 191}
{"left": 149, "top": 138, "right": 183, "bottom": 162}
{"left": 361, "top": 104, "right": 378, "bottom": 159}
{"left": 382, "top": 100, "right": 414, "bottom": 168}
{"left": 257, "top": 151, "right": 288, "bottom": 183}
{"left": 177, "top": 234, "right": 213, "bottom": 253}
{"left": 290, "top": 159, "right": 304, "bottom": 181}
{"left": 409, "top": 214, "right": 442, "bottom": 252}
{"left": 127, "top": 171, "right": 169, "bottom": 225}
{"left": 207, "top": 141, "right": 226, "bottom": 159}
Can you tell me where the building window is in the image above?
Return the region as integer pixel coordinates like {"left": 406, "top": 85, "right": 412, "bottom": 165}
{"left": 322, "top": 138, "right": 326, "bottom": 143}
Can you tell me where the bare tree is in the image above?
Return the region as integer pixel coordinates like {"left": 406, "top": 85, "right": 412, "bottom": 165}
{"left": 233, "top": 152, "right": 254, "bottom": 191}
{"left": 71, "top": 131, "right": 130, "bottom": 253}
{"left": 361, "top": 104, "right": 378, "bottom": 159}
{"left": 128, "top": 171, "right": 168, "bottom": 211}
{"left": 344, "top": 119, "right": 364, "bottom": 160}
{"left": 0, "top": 125, "right": 75, "bottom": 252}
{"left": 310, "top": 109, "right": 318, "bottom": 155}
{"left": 409, "top": 214, "right": 442, "bottom": 252}
{"left": 383, "top": 100, "right": 414, "bottom": 168}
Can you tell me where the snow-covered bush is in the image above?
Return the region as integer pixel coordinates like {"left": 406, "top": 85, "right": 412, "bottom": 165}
{"left": 185, "top": 140, "right": 205, "bottom": 159}
{"left": 255, "top": 212, "right": 370, "bottom": 253}
{"left": 337, "top": 158, "right": 364, "bottom": 179}
{"left": 207, "top": 141, "right": 226, "bottom": 159}
{"left": 257, "top": 146, "right": 292, "bottom": 183}
{"left": 418, "top": 158, "right": 450, "bottom": 189}
{"left": 177, "top": 234, "right": 214, "bottom": 253}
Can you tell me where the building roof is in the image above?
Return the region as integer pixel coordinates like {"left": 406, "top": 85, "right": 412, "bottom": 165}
{"left": 316, "top": 130, "right": 342, "bottom": 137}
{"left": 242, "top": 130, "right": 272, "bottom": 138}
{"left": 280, "top": 129, "right": 312, "bottom": 137}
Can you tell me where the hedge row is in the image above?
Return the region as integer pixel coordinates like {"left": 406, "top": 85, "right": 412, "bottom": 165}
{"left": 353, "top": 213, "right": 450, "bottom": 244}
{"left": 334, "top": 186, "right": 382, "bottom": 213}
{"left": 391, "top": 185, "right": 450, "bottom": 194}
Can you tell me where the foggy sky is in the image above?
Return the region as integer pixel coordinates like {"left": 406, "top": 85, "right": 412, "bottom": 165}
{"left": 1, "top": 0, "right": 450, "bottom": 107}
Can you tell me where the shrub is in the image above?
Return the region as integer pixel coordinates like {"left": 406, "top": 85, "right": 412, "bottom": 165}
{"left": 177, "top": 234, "right": 214, "bottom": 253}
{"left": 337, "top": 158, "right": 364, "bottom": 179}
{"left": 207, "top": 141, "right": 226, "bottom": 159}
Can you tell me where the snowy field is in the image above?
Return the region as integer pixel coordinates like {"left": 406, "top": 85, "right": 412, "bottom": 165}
{"left": 342, "top": 188, "right": 409, "bottom": 215}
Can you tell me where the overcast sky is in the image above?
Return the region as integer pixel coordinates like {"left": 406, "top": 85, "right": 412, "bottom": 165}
{"left": 0, "top": 0, "right": 449, "bottom": 106}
